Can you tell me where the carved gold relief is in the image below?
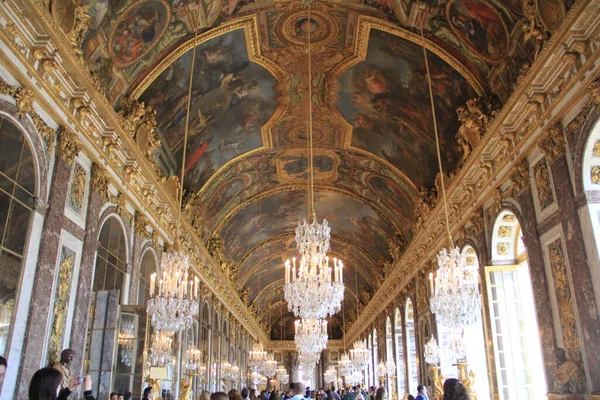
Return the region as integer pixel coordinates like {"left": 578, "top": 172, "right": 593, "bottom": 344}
{"left": 593, "top": 141, "right": 600, "bottom": 158}
{"left": 509, "top": 159, "right": 530, "bottom": 196}
{"left": 68, "top": 162, "right": 87, "bottom": 211}
{"left": 498, "top": 226, "right": 511, "bottom": 238}
{"left": 533, "top": 157, "right": 554, "bottom": 210}
{"left": 90, "top": 164, "right": 110, "bottom": 200}
{"left": 547, "top": 239, "right": 585, "bottom": 393}
{"left": 591, "top": 166, "right": 600, "bottom": 185}
{"left": 134, "top": 213, "right": 152, "bottom": 239}
{"left": 66, "top": 3, "right": 93, "bottom": 59}
{"left": 588, "top": 78, "right": 600, "bottom": 107}
{"left": 56, "top": 128, "right": 81, "bottom": 165}
{"left": 496, "top": 242, "right": 509, "bottom": 256}
{"left": 48, "top": 248, "right": 74, "bottom": 363}
{"left": 537, "top": 123, "right": 565, "bottom": 161}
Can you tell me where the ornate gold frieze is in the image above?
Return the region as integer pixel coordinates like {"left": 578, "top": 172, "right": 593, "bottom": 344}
{"left": 591, "top": 166, "right": 600, "bottom": 184}
{"left": 56, "top": 127, "right": 81, "bottom": 165}
{"left": 538, "top": 123, "right": 566, "bottom": 161}
{"left": 48, "top": 248, "right": 74, "bottom": 363}
{"left": 589, "top": 78, "right": 600, "bottom": 107}
{"left": 533, "top": 157, "right": 555, "bottom": 210}
{"left": 68, "top": 162, "right": 87, "bottom": 210}
{"left": 455, "top": 95, "right": 501, "bottom": 163}
{"left": 388, "top": 232, "right": 408, "bottom": 262}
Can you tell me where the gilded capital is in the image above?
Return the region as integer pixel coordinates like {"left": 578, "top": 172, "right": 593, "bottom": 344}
{"left": 537, "top": 123, "right": 565, "bottom": 161}
{"left": 56, "top": 128, "right": 81, "bottom": 165}
{"left": 510, "top": 159, "right": 530, "bottom": 196}
{"left": 90, "top": 164, "right": 110, "bottom": 200}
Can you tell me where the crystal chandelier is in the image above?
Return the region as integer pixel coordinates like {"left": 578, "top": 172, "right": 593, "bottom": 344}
{"left": 222, "top": 360, "right": 232, "bottom": 378}
{"left": 147, "top": 253, "right": 200, "bottom": 333}
{"left": 277, "top": 365, "right": 289, "bottom": 385}
{"left": 294, "top": 319, "right": 328, "bottom": 354}
{"left": 149, "top": 331, "right": 173, "bottom": 366}
{"left": 298, "top": 352, "right": 319, "bottom": 374}
{"left": 264, "top": 353, "right": 278, "bottom": 377}
{"left": 385, "top": 360, "right": 396, "bottom": 376}
{"left": 118, "top": 319, "right": 135, "bottom": 367}
{"left": 429, "top": 251, "right": 481, "bottom": 328}
{"left": 248, "top": 342, "right": 267, "bottom": 371}
{"left": 338, "top": 352, "right": 353, "bottom": 378}
{"left": 284, "top": 255, "right": 344, "bottom": 319}
{"left": 230, "top": 364, "right": 240, "bottom": 381}
{"left": 350, "top": 339, "right": 369, "bottom": 370}
{"left": 283, "top": 0, "right": 344, "bottom": 321}
{"left": 424, "top": 336, "right": 440, "bottom": 365}
{"left": 417, "top": 19, "right": 481, "bottom": 330}
{"left": 251, "top": 371, "right": 261, "bottom": 387}
{"left": 184, "top": 345, "right": 203, "bottom": 374}
{"left": 377, "top": 363, "right": 386, "bottom": 380}
{"left": 351, "top": 370, "right": 363, "bottom": 385}
{"left": 324, "top": 366, "right": 337, "bottom": 384}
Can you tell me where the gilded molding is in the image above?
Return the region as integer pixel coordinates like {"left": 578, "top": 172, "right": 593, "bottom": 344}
{"left": 90, "top": 164, "right": 110, "bottom": 200}
{"left": 48, "top": 250, "right": 74, "bottom": 363}
{"left": 509, "top": 159, "right": 530, "bottom": 196}
{"left": 134, "top": 213, "right": 152, "bottom": 239}
{"left": 68, "top": 162, "right": 87, "bottom": 209}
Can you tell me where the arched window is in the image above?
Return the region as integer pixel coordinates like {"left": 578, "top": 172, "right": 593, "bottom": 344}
{"left": 385, "top": 317, "right": 393, "bottom": 395}
{"left": 0, "top": 116, "right": 36, "bottom": 357}
{"left": 137, "top": 249, "right": 157, "bottom": 305}
{"left": 372, "top": 329, "right": 378, "bottom": 388}
{"left": 580, "top": 121, "right": 600, "bottom": 308}
{"left": 405, "top": 299, "right": 418, "bottom": 394}
{"left": 211, "top": 311, "right": 220, "bottom": 391}
{"left": 222, "top": 319, "right": 229, "bottom": 365}
{"left": 460, "top": 246, "right": 491, "bottom": 400}
{"left": 94, "top": 216, "right": 128, "bottom": 299}
{"left": 200, "top": 303, "right": 210, "bottom": 390}
{"left": 487, "top": 211, "right": 546, "bottom": 400}
{"left": 367, "top": 333, "right": 372, "bottom": 387}
{"left": 393, "top": 308, "right": 405, "bottom": 396}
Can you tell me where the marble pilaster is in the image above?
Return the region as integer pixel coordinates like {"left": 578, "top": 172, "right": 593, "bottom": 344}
{"left": 16, "top": 157, "right": 72, "bottom": 396}
{"left": 548, "top": 154, "right": 600, "bottom": 392}
{"left": 516, "top": 187, "right": 559, "bottom": 391}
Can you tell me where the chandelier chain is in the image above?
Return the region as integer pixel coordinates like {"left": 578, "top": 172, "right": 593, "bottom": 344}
{"left": 308, "top": 0, "right": 315, "bottom": 217}
{"left": 419, "top": 17, "right": 453, "bottom": 247}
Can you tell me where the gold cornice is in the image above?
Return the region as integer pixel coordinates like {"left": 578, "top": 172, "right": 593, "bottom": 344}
{"left": 212, "top": 184, "right": 399, "bottom": 236}
{"left": 343, "top": 0, "right": 600, "bottom": 344}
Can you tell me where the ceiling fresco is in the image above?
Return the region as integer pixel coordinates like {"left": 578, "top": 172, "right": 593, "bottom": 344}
{"left": 71, "top": 0, "right": 561, "bottom": 340}
{"left": 138, "top": 28, "right": 280, "bottom": 191}
{"left": 219, "top": 189, "right": 397, "bottom": 262}
{"left": 337, "top": 28, "right": 478, "bottom": 187}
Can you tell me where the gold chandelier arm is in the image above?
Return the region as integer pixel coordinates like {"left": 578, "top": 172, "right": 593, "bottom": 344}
{"left": 419, "top": 16, "right": 454, "bottom": 248}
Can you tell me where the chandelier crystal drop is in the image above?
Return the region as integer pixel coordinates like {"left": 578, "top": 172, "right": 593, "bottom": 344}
{"left": 264, "top": 353, "right": 278, "bottom": 378}
{"left": 429, "top": 248, "right": 481, "bottom": 328}
{"left": 249, "top": 342, "right": 267, "bottom": 371}
{"left": 149, "top": 332, "right": 173, "bottom": 366}
{"left": 298, "top": 352, "right": 319, "bottom": 374}
{"left": 424, "top": 335, "right": 440, "bottom": 366}
{"left": 350, "top": 339, "right": 369, "bottom": 370}
{"left": 338, "top": 352, "right": 353, "bottom": 378}
{"left": 324, "top": 366, "right": 337, "bottom": 384}
{"left": 147, "top": 251, "right": 200, "bottom": 333}
{"left": 284, "top": 254, "right": 344, "bottom": 319}
{"left": 295, "top": 218, "right": 331, "bottom": 260}
{"left": 184, "top": 345, "right": 203, "bottom": 374}
{"left": 294, "top": 319, "right": 328, "bottom": 354}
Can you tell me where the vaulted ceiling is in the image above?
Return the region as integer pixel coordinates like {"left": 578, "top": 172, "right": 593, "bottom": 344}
{"left": 80, "top": 0, "right": 542, "bottom": 339}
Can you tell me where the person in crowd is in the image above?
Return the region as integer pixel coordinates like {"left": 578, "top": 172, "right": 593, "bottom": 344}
{"left": 415, "top": 385, "right": 428, "bottom": 400}
{"left": 211, "top": 392, "right": 229, "bottom": 400}
{"left": 0, "top": 355, "right": 7, "bottom": 391}
{"left": 110, "top": 393, "right": 118, "bottom": 400}
{"left": 354, "top": 387, "right": 364, "bottom": 400}
{"left": 330, "top": 388, "right": 341, "bottom": 400}
{"left": 289, "top": 382, "right": 306, "bottom": 400}
{"left": 442, "top": 379, "right": 469, "bottom": 400}
{"left": 250, "top": 388, "right": 258, "bottom": 400}
{"left": 343, "top": 386, "right": 355, "bottom": 400}
{"left": 375, "top": 387, "right": 386, "bottom": 400}
{"left": 305, "top": 387, "right": 311, "bottom": 399}
{"left": 123, "top": 391, "right": 132, "bottom": 400}
{"left": 271, "top": 390, "right": 281, "bottom": 400}
{"left": 260, "top": 390, "right": 268, "bottom": 400}
{"left": 229, "top": 389, "right": 243, "bottom": 400}
{"left": 29, "top": 367, "right": 94, "bottom": 400}
{"left": 118, "top": 394, "right": 125, "bottom": 400}
{"left": 52, "top": 349, "right": 75, "bottom": 391}
{"left": 200, "top": 390, "right": 211, "bottom": 400}
{"left": 407, "top": 395, "right": 415, "bottom": 400}
{"left": 142, "top": 387, "right": 153, "bottom": 400}
{"left": 241, "top": 388, "right": 250, "bottom": 400}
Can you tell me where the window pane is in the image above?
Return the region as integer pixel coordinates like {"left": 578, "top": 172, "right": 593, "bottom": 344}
{"left": 4, "top": 200, "right": 32, "bottom": 255}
